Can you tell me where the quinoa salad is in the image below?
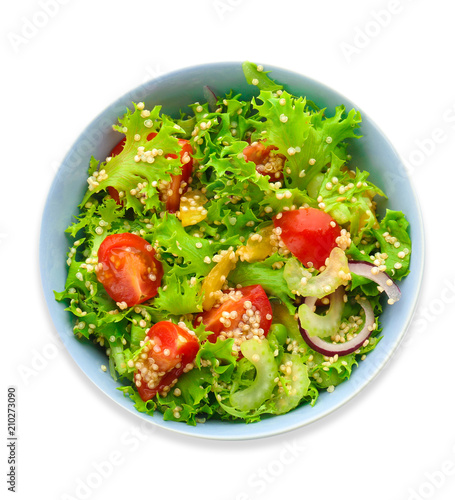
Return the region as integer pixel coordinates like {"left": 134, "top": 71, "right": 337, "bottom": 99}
{"left": 55, "top": 62, "right": 412, "bottom": 425}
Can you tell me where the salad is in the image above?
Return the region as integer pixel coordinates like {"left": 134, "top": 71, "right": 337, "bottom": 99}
{"left": 55, "top": 62, "right": 411, "bottom": 425}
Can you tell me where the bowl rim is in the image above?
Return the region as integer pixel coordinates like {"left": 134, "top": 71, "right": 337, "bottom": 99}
{"left": 39, "top": 61, "right": 425, "bottom": 440}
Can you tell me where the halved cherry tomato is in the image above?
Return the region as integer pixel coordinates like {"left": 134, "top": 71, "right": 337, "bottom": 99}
{"left": 159, "top": 136, "right": 193, "bottom": 213}
{"left": 243, "top": 141, "right": 285, "bottom": 181}
{"left": 273, "top": 208, "right": 341, "bottom": 269}
{"left": 135, "top": 321, "right": 199, "bottom": 401}
{"left": 194, "top": 284, "right": 273, "bottom": 344}
{"left": 96, "top": 233, "right": 163, "bottom": 307}
{"left": 107, "top": 186, "right": 122, "bottom": 205}
{"left": 145, "top": 132, "right": 193, "bottom": 212}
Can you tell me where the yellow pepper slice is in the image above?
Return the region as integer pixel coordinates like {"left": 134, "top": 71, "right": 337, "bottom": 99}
{"left": 201, "top": 249, "right": 238, "bottom": 311}
{"left": 178, "top": 190, "right": 208, "bottom": 227}
{"left": 236, "top": 224, "right": 274, "bottom": 263}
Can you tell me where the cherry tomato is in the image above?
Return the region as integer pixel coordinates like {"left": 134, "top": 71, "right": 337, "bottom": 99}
{"left": 163, "top": 138, "right": 193, "bottom": 213}
{"left": 194, "top": 285, "right": 273, "bottom": 344}
{"left": 243, "top": 141, "right": 285, "bottom": 181}
{"left": 135, "top": 321, "right": 199, "bottom": 401}
{"left": 107, "top": 186, "right": 122, "bottom": 204}
{"left": 273, "top": 208, "right": 341, "bottom": 269}
{"left": 96, "top": 233, "right": 163, "bottom": 307}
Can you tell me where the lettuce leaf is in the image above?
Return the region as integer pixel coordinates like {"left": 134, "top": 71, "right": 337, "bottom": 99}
{"left": 81, "top": 105, "right": 184, "bottom": 214}
{"left": 318, "top": 154, "right": 385, "bottom": 243}
{"left": 242, "top": 61, "right": 284, "bottom": 92}
{"left": 229, "top": 254, "right": 296, "bottom": 313}
{"left": 153, "top": 213, "right": 215, "bottom": 277}
{"left": 372, "top": 210, "right": 412, "bottom": 279}
{"left": 253, "top": 90, "right": 362, "bottom": 190}
{"left": 152, "top": 270, "right": 203, "bottom": 316}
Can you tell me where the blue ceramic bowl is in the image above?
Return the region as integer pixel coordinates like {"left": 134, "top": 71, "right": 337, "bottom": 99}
{"left": 40, "top": 62, "right": 424, "bottom": 440}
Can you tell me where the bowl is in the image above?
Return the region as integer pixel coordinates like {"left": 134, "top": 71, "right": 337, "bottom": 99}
{"left": 40, "top": 62, "right": 424, "bottom": 440}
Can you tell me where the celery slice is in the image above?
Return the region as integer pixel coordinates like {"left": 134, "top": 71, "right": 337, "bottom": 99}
{"left": 230, "top": 339, "right": 278, "bottom": 411}
{"left": 275, "top": 354, "right": 310, "bottom": 415}
{"left": 284, "top": 247, "right": 350, "bottom": 298}
{"left": 298, "top": 286, "right": 345, "bottom": 339}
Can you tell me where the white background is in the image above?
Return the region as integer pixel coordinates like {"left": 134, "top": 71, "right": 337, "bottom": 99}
{"left": 2, "top": 1, "right": 455, "bottom": 499}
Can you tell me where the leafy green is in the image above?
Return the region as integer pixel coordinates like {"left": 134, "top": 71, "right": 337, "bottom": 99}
{"left": 196, "top": 338, "right": 237, "bottom": 382}
{"left": 152, "top": 270, "right": 203, "bottom": 316}
{"left": 153, "top": 213, "right": 214, "bottom": 276}
{"left": 253, "top": 90, "right": 362, "bottom": 189}
{"left": 81, "top": 105, "right": 184, "bottom": 214}
{"left": 229, "top": 254, "right": 296, "bottom": 313}
{"left": 318, "top": 154, "right": 384, "bottom": 243}
{"left": 372, "top": 210, "right": 412, "bottom": 279}
{"left": 242, "top": 61, "right": 283, "bottom": 92}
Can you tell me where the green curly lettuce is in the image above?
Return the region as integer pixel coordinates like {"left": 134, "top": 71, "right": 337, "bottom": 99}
{"left": 252, "top": 89, "right": 362, "bottom": 189}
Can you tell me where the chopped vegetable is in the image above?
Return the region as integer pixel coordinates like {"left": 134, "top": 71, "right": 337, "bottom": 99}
{"left": 299, "top": 296, "right": 375, "bottom": 356}
{"left": 230, "top": 339, "right": 278, "bottom": 411}
{"left": 195, "top": 284, "right": 273, "bottom": 353}
{"left": 298, "top": 286, "right": 345, "bottom": 339}
{"left": 134, "top": 321, "right": 199, "bottom": 401}
{"left": 274, "top": 354, "right": 310, "bottom": 415}
{"left": 273, "top": 208, "right": 341, "bottom": 269}
{"left": 96, "top": 233, "right": 163, "bottom": 307}
{"left": 283, "top": 247, "right": 351, "bottom": 298}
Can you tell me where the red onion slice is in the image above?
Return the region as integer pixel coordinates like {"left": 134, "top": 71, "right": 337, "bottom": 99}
{"left": 299, "top": 296, "right": 375, "bottom": 356}
{"left": 203, "top": 86, "right": 217, "bottom": 112}
{"left": 305, "top": 295, "right": 317, "bottom": 310}
{"left": 348, "top": 260, "right": 401, "bottom": 304}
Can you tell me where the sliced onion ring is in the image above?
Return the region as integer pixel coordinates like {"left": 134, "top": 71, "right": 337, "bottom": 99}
{"left": 203, "top": 86, "right": 217, "bottom": 112}
{"left": 348, "top": 260, "right": 401, "bottom": 304}
{"left": 305, "top": 295, "right": 317, "bottom": 310}
{"left": 299, "top": 296, "right": 375, "bottom": 356}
